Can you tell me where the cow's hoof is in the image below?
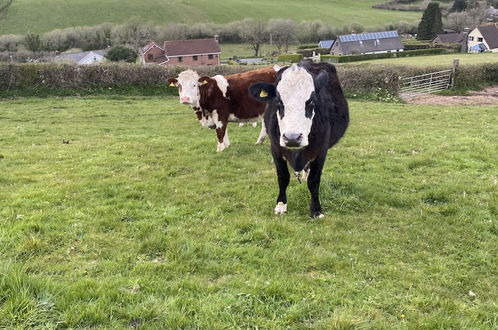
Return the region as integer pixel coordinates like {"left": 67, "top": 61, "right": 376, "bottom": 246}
{"left": 255, "top": 139, "right": 264, "bottom": 145}
{"left": 252, "top": 122, "right": 258, "bottom": 127}
{"left": 311, "top": 212, "right": 324, "bottom": 219}
{"left": 274, "top": 202, "right": 287, "bottom": 215}
{"left": 216, "top": 143, "right": 227, "bottom": 152}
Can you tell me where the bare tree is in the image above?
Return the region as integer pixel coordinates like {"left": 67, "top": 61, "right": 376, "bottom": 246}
{"left": 268, "top": 19, "right": 297, "bottom": 53}
{"left": 237, "top": 18, "right": 267, "bottom": 57}
{"left": 0, "top": 0, "right": 14, "bottom": 15}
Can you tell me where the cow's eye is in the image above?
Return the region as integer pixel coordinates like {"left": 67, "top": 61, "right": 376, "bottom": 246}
{"left": 277, "top": 100, "right": 284, "bottom": 119}
{"left": 305, "top": 100, "right": 314, "bottom": 118}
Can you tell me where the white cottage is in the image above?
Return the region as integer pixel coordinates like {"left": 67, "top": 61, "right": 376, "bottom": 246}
{"left": 467, "top": 23, "right": 498, "bottom": 53}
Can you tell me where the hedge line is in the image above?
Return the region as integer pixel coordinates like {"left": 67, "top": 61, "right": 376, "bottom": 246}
{"left": 1, "top": 62, "right": 497, "bottom": 98}
{"left": 322, "top": 48, "right": 447, "bottom": 63}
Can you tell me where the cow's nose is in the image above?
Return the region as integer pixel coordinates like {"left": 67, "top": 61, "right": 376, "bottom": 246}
{"left": 181, "top": 97, "right": 191, "bottom": 103}
{"left": 282, "top": 133, "right": 303, "bottom": 147}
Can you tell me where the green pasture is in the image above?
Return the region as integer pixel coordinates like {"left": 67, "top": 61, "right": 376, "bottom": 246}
{"left": 220, "top": 43, "right": 299, "bottom": 59}
{"left": 0, "top": 96, "right": 496, "bottom": 328}
{"left": 0, "top": 0, "right": 421, "bottom": 35}
{"left": 347, "top": 52, "right": 498, "bottom": 67}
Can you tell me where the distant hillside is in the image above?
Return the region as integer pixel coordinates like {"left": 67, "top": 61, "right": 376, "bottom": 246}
{"left": 0, "top": 0, "right": 421, "bottom": 35}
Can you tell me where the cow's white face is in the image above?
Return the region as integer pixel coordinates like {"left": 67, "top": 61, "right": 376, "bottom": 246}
{"left": 276, "top": 65, "right": 316, "bottom": 148}
{"left": 175, "top": 70, "right": 201, "bottom": 106}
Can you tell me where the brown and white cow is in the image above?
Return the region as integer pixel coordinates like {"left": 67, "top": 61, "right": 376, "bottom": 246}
{"left": 167, "top": 67, "right": 279, "bottom": 151}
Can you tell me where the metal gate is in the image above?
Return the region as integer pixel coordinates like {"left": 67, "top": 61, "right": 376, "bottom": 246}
{"left": 399, "top": 69, "right": 453, "bottom": 97}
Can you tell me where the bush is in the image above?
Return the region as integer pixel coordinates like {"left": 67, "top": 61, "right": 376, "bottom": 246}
{"left": 297, "top": 44, "right": 318, "bottom": 49}
{"left": 105, "top": 46, "right": 137, "bottom": 63}
{"left": 322, "top": 48, "right": 446, "bottom": 63}
{"left": 277, "top": 53, "right": 304, "bottom": 63}
{"left": 1, "top": 62, "right": 496, "bottom": 98}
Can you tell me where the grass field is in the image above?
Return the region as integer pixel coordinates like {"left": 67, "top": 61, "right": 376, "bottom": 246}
{"left": 0, "top": 0, "right": 421, "bottom": 35}
{"left": 348, "top": 52, "right": 498, "bottom": 67}
{"left": 0, "top": 96, "right": 497, "bottom": 328}
{"left": 220, "top": 43, "right": 299, "bottom": 59}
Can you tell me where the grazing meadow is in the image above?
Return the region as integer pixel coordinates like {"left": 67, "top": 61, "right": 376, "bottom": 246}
{"left": 0, "top": 96, "right": 496, "bottom": 328}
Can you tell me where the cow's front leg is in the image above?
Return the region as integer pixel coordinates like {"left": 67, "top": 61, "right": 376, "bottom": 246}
{"left": 273, "top": 154, "right": 290, "bottom": 215}
{"left": 215, "top": 123, "right": 229, "bottom": 152}
{"left": 255, "top": 120, "right": 267, "bottom": 145}
{"left": 307, "top": 154, "right": 326, "bottom": 218}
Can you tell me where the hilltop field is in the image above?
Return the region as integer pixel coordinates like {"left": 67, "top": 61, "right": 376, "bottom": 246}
{"left": 0, "top": 0, "right": 421, "bottom": 35}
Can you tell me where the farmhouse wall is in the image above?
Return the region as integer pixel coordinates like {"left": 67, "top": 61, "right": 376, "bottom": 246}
{"left": 163, "top": 54, "right": 220, "bottom": 66}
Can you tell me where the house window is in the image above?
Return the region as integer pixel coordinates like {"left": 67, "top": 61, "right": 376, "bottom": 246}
{"left": 193, "top": 55, "right": 198, "bottom": 61}
{"left": 468, "top": 36, "right": 474, "bottom": 41}
{"left": 477, "top": 37, "right": 483, "bottom": 42}
{"left": 147, "top": 54, "right": 153, "bottom": 60}
{"left": 208, "top": 54, "right": 213, "bottom": 60}
{"left": 178, "top": 57, "right": 183, "bottom": 62}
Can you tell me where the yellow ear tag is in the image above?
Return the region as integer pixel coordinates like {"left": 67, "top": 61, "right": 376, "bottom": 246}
{"left": 169, "top": 83, "right": 175, "bottom": 87}
{"left": 201, "top": 80, "right": 208, "bottom": 85}
{"left": 259, "top": 90, "right": 268, "bottom": 98}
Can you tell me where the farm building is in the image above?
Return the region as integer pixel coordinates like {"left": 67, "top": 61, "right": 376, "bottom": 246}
{"left": 467, "top": 23, "right": 498, "bottom": 53}
{"left": 318, "top": 40, "right": 334, "bottom": 50}
{"left": 139, "top": 37, "right": 221, "bottom": 66}
{"left": 53, "top": 49, "right": 108, "bottom": 65}
{"left": 432, "top": 30, "right": 468, "bottom": 52}
{"left": 330, "top": 30, "right": 404, "bottom": 55}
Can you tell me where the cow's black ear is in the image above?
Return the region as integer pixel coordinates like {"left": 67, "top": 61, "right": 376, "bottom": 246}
{"left": 249, "top": 82, "right": 276, "bottom": 102}
{"left": 313, "top": 70, "right": 329, "bottom": 92}
{"left": 167, "top": 78, "right": 178, "bottom": 87}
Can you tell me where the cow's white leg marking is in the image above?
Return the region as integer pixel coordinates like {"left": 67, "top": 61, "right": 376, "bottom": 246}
{"left": 223, "top": 128, "right": 230, "bottom": 147}
{"left": 274, "top": 202, "right": 287, "bottom": 215}
{"left": 217, "top": 142, "right": 227, "bottom": 152}
{"left": 212, "top": 110, "right": 224, "bottom": 129}
{"left": 255, "top": 120, "right": 267, "bottom": 144}
{"left": 239, "top": 122, "right": 245, "bottom": 127}
{"left": 252, "top": 122, "right": 258, "bottom": 127}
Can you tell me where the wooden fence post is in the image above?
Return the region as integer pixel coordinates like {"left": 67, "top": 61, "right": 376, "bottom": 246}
{"left": 451, "top": 59, "right": 459, "bottom": 88}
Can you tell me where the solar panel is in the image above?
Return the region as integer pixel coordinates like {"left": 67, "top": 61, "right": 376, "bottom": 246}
{"left": 339, "top": 31, "right": 398, "bottom": 43}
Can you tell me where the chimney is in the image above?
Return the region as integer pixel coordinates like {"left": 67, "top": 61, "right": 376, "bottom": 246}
{"left": 214, "top": 35, "right": 219, "bottom": 43}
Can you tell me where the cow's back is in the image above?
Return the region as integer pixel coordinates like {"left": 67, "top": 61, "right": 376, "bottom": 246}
{"left": 226, "top": 68, "right": 277, "bottom": 119}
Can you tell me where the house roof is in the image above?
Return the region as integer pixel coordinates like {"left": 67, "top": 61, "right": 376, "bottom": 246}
{"left": 54, "top": 49, "right": 108, "bottom": 63}
{"left": 433, "top": 33, "right": 465, "bottom": 44}
{"left": 141, "top": 41, "right": 164, "bottom": 54}
{"left": 338, "top": 30, "right": 399, "bottom": 43}
{"left": 318, "top": 40, "right": 334, "bottom": 49}
{"left": 164, "top": 38, "right": 220, "bottom": 56}
{"left": 477, "top": 23, "right": 498, "bottom": 49}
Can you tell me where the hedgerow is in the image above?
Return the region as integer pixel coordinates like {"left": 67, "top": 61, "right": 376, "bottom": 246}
{"left": 0, "top": 62, "right": 497, "bottom": 98}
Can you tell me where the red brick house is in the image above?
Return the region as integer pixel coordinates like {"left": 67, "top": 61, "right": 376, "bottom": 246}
{"left": 139, "top": 38, "right": 221, "bottom": 66}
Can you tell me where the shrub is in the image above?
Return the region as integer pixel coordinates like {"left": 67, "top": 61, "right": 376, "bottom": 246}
{"left": 105, "top": 46, "right": 138, "bottom": 63}
{"left": 277, "top": 53, "right": 303, "bottom": 63}
{"left": 322, "top": 48, "right": 446, "bottom": 63}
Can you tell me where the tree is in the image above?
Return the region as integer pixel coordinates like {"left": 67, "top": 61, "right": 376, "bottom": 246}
{"left": 237, "top": 19, "right": 267, "bottom": 57}
{"left": 417, "top": 2, "right": 443, "bottom": 40}
{"left": 0, "top": 0, "right": 14, "bottom": 15}
{"left": 105, "top": 46, "right": 137, "bottom": 63}
{"left": 451, "top": 0, "right": 468, "bottom": 12}
{"left": 268, "top": 19, "right": 297, "bottom": 53}
{"left": 25, "top": 33, "right": 41, "bottom": 52}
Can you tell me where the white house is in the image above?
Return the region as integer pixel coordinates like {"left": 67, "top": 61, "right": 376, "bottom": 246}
{"left": 467, "top": 23, "right": 498, "bottom": 53}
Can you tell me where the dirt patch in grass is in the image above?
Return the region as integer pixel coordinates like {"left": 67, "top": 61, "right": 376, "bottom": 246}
{"left": 402, "top": 86, "right": 498, "bottom": 105}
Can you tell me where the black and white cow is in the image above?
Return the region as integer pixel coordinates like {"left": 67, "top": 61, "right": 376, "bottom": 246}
{"left": 250, "top": 61, "right": 349, "bottom": 218}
